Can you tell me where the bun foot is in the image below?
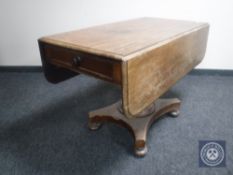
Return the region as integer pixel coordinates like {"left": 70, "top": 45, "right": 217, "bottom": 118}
{"left": 169, "top": 110, "right": 180, "bottom": 117}
{"left": 88, "top": 120, "right": 102, "bottom": 130}
{"left": 135, "top": 145, "right": 148, "bottom": 157}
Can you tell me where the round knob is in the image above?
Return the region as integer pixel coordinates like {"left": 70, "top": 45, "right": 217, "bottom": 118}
{"left": 73, "top": 56, "right": 82, "bottom": 66}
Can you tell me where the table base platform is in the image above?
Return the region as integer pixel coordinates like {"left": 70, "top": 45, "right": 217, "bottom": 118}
{"left": 88, "top": 98, "right": 181, "bottom": 157}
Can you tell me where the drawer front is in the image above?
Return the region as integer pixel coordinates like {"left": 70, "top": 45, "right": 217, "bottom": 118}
{"left": 42, "top": 43, "right": 122, "bottom": 84}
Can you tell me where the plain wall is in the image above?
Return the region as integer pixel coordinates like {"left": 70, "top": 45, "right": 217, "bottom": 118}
{"left": 0, "top": 0, "right": 232, "bottom": 69}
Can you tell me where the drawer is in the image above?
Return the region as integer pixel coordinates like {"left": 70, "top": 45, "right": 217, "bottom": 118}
{"left": 41, "top": 43, "right": 122, "bottom": 84}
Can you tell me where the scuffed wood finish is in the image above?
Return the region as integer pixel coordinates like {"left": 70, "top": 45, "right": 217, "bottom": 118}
{"left": 38, "top": 18, "right": 209, "bottom": 156}
{"left": 122, "top": 25, "right": 209, "bottom": 117}
{"left": 38, "top": 17, "right": 209, "bottom": 117}
{"left": 39, "top": 18, "right": 207, "bottom": 60}
{"left": 88, "top": 98, "right": 181, "bottom": 156}
{"left": 39, "top": 41, "right": 122, "bottom": 85}
{"left": 39, "top": 41, "right": 78, "bottom": 83}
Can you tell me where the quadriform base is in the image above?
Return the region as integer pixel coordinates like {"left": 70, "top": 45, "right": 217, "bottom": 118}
{"left": 88, "top": 98, "right": 181, "bottom": 157}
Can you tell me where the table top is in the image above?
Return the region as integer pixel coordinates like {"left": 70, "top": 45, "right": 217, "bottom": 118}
{"left": 39, "top": 18, "right": 206, "bottom": 61}
{"left": 39, "top": 18, "right": 209, "bottom": 118}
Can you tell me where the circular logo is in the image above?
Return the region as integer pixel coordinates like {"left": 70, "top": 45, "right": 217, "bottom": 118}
{"left": 200, "top": 142, "right": 225, "bottom": 166}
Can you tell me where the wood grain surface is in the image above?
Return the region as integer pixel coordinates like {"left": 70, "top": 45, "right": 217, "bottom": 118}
{"left": 122, "top": 25, "right": 209, "bottom": 117}
{"left": 39, "top": 18, "right": 209, "bottom": 118}
{"left": 39, "top": 18, "right": 206, "bottom": 60}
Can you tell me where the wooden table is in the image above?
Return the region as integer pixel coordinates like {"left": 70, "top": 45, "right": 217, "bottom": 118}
{"left": 38, "top": 18, "right": 209, "bottom": 156}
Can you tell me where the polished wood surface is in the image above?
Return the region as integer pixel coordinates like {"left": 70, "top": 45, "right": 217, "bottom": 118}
{"left": 38, "top": 17, "right": 209, "bottom": 117}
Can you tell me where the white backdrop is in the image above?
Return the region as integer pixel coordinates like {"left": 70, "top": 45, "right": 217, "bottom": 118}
{"left": 0, "top": 0, "right": 232, "bottom": 69}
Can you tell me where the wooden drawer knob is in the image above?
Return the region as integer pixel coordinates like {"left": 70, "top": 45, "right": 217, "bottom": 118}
{"left": 73, "top": 56, "right": 82, "bottom": 66}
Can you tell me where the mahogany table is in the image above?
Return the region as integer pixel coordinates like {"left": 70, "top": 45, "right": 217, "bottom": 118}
{"left": 38, "top": 18, "right": 209, "bottom": 156}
